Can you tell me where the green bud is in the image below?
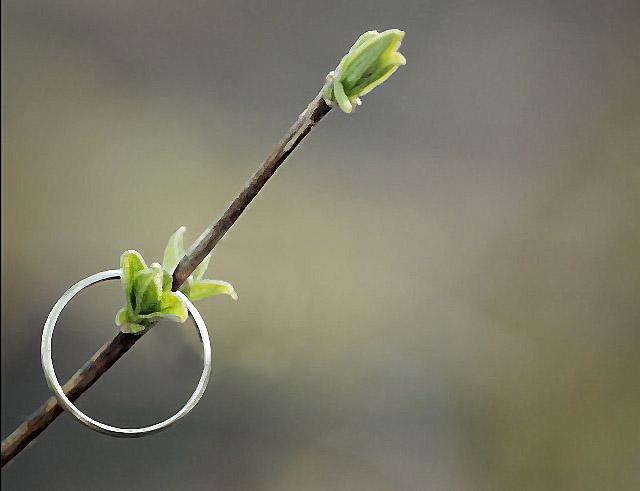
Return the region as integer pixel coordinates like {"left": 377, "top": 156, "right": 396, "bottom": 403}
{"left": 115, "top": 227, "right": 238, "bottom": 335}
{"left": 323, "top": 29, "right": 406, "bottom": 113}
{"left": 131, "top": 265, "right": 163, "bottom": 315}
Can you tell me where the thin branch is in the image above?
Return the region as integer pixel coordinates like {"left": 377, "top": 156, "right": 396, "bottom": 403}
{"left": 1, "top": 93, "right": 332, "bottom": 467}
{"left": 1, "top": 332, "right": 144, "bottom": 466}
{"left": 173, "top": 93, "right": 331, "bottom": 288}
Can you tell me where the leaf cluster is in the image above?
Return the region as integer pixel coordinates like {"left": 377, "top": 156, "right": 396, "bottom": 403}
{"left": 323, "top": 29, "right": 406, "bottom": 113}
{"left": 116, "top": 227, "right": 237, "bottom": 334}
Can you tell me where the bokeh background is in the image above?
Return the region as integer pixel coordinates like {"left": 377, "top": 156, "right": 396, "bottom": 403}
{"left": 2, "top": 0, "right": 639, "bottom": 489}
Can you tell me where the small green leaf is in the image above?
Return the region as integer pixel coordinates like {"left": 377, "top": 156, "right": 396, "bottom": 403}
{"left": 349, "top": 61, "right": 400, "bottom": 98}
{"left": 340, "top": 32, "right": 396, "bottom": 88}
{"left": 159, "top": 291, "right": 188, "bottom": 322}
{"left": 161, "top": 269, "right": 172, "bottom": 292}
{"left": 115, "top": 307, "right": 130, "bottom": 326}
{"left": 192, "top": 253, "right": 211, "bottom": 281}
{"left": 333, "top": 80, "right": 353, "bottom": 114}
{"left": 120, "top": 250, "right": 147, "bottom": 309}
{"left": 132, "top": 267, "right": 163, "bottom": 314}
{"left": 162, "top": 226, "right": 186, "bottom": 273}
{"left": 189, "top": 279, "right": 238, "bottom": 302}
{"left": 347, "top": 30, "right": 379, "bottom": 53}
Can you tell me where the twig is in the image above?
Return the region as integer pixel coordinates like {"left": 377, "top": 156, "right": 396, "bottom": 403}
{"left": 1, "top": 93, "right": 332, "bottom": 467}
{"left": 1, "top": 332, "right": 144, "bottom": 466}
{"left": 173, "top": 93, "right": 331, "bottom": 287}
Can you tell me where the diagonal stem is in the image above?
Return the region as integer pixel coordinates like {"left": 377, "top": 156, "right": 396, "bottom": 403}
{"left": 1, "top": 93, "right": 332, "bottom": 467}
{"left": 173, "top": 92, "right": 331, "bottom": 287}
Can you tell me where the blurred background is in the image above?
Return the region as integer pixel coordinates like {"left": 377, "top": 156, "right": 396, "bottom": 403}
{"left": 2, "top": 0, "right": 639, "bottom": 489}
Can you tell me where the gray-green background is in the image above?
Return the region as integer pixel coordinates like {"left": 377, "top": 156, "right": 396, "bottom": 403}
{"left": 2, "top": 1, "right": 639, "bottom": 489}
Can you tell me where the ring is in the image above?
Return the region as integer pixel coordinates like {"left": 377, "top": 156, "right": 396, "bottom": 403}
{"left": 40, "top": 269, "right": 212, "bottom": 438}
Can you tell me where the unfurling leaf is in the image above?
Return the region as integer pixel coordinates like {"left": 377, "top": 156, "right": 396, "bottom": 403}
{"left": 132, "top": 266, "right": 163, "bottom": 315}
{"left": 120, "top": 250, "right": 146, "bottom": 309}
{"left": 162, "top": 226, "right": 186, "bottom": 273}
{"left": 115, "top": 307, "right": 130, "bottom": 327}
{"left": 189, "top": 280, "right": 238, "bottom": 301}
{"left": 161, "top": 268, "right": 172, "bottom": 292}
{"left": 159, "top": 291, "right": 189, "bottom": 322}
{"left": 117, "top": 250, "right": 187, "bottom": 334}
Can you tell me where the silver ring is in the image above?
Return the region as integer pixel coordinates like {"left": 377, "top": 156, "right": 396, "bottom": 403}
{"left": 40, "top": 269, "right": 212, "bottom": 438}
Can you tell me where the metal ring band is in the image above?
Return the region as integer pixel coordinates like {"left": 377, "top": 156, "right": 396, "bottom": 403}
{"left": 41, "top": 269, "right": 212, "bottom": 438}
